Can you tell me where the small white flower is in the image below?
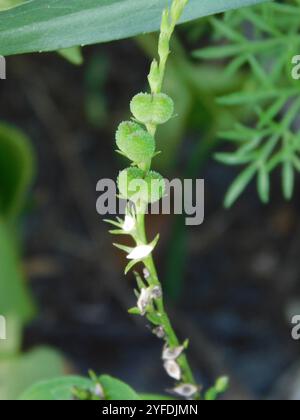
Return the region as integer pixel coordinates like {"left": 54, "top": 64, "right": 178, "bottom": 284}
{"left": 172, "top": 384, "right": 198, "bottom": 398}
{"left": 162, "top": 345, "right": 184, "bottom": 361}
{"left": 127, "top": 245, "right": 154, "bottom": 260}
{"left": 164, "top": 360, "right": 181, "bottom": 381}
{"left": 122, "top": 215, "right": 135, "bottom": 232}
{"left": 143, "top": 268, "right": 150, "bottom": 279}
{"left": 137, "top": 288, "right": 152, "bottom": 315}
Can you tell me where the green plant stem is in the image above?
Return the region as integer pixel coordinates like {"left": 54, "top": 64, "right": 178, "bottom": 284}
{"left": 136, "top": 210, "right": 197, "bottom": 387}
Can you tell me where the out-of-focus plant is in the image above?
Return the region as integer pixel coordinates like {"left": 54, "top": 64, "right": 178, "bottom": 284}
{"left": 194, "top": 0, "right": 300, "bottom": 207}
{"left": 0, "top": 123, "right": 65, "bottom": 400}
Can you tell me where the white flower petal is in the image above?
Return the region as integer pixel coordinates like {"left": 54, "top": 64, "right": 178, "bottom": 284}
{"left": 164, "top": 360, "right": 181, "bottom": 381}
{"left": 137, "top": 288, "right": 152, "bottom": 315}
{"left": 122, "top": 215, "right": 135, "bottom": 232}
{"left": 127, "top": 245, "right": 153, "bottom": 260}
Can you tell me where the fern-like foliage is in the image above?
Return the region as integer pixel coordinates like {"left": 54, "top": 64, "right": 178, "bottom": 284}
{"left": 194, "top": 0, "right": 300, "bottom": 206}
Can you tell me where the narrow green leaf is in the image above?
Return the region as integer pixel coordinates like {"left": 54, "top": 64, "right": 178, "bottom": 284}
{"left": 257, "top": 165, "right": 270, "bottom": 203}
{"left": 215, "top": 152, "right": 254, "bottom": 166}
{"left": 113, "top": 243, "right": 132, "bottom": 254}
{"left": 224, "top": 165, "right": 257, "bottom": 208}
{"left": 217, "top": 90, "right": 280, "bottom": 106}
{"left": 125, "top": 259, "right": 140, "bottom": 275}
{"left": 57, "top": 46, "right": 83, "bottom": 66}
{"left": 282, "top": 160, "right": 294, "bottom": 200}
{"left": 0, "top": 0, "right": 270, "bottom": 56}
{"left": 0, "top": 122, "right": 35, "bottom": 221}
{"left": 128, "top": 307, "right": 141, "bottom": 315}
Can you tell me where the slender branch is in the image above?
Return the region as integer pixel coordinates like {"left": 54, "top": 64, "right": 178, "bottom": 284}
{"left": 110, "top": 0, "right": 201, "bottom": 399}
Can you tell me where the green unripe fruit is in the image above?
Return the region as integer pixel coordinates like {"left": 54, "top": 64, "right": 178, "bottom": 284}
{"left": 117, "top": 168, "right": 165, "bottom": 204}
{"left": 116, "top": 121, "right": 155, "bottom": 164}
{"left": 118, "top": 167, "right": 145, "bottom": 201}
{"left": 144, "top": 171, "right": 166, "bottom": 204}
{"left": 130, "top": 93, "right": 174, "bottom": 125}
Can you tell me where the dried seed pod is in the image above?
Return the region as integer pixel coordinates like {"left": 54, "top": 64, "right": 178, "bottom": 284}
{"left": 130, "top": 93, "right": 174, "bottom": 125}
{"left": 172, "top": 384, "right": 198, "bottom": 398}
{"left": 164, "top": 360, "right": 181, "bottom": 381}
{"left": 153, "top": 326, "right": 165, "bottom": 339}
{"left": 116, "top": 121, "right": 155, "bottom": 164}
{"left": 163, "top": 345, "right": 184, "bottom": 361}
{"left": 137, "top": 288, "right": 152, "bottom": 315}
{"left": 151, "top": 286, "right": 162, "bottom": 299}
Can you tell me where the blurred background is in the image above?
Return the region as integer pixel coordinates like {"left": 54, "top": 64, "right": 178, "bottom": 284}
{"left": 1, "top": 10, "right": 300, "bottom": 401}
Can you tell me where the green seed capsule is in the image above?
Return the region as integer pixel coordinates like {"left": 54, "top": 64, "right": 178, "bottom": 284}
{"left": 144, "top": 171, "right": 166, "bottom": 204}
{"left": 130, "top": 93, "right": 174, "bottom": 125}
{"left": 117, "top": 167, "right": 145, "bottom": 201}
{"left": 116, "top": 121, "right": 155, "bottom": 164}
{"left": 117, "top": 168, "right": 165, "bottom": 204}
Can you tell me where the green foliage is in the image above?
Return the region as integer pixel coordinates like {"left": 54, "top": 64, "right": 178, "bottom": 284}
{"left": 0, "top": 122, "right": 35, "bottom": 221}
{"left": 0, "top": 123, "right": 35, "bottom": 343}
{"left": 20, "top": 376, "right": 94, "bottom": 401}
{"left": 204, "top": 376, "right": 229, "bottom": 401}
{"left": 0, "top": 221, "right": 34, "bottom": 338}
{"left": 0, "top": 347, "right": 65, "bottom": 400}
{"left": 20, "top": 374, "right": 140, "bottom": 401}
{"left": 57, "top": 46, "right": 83, "bottom": 66}
{"left": 194, "top": 1, "right": 300, "bottom": 206}
{"left": 0, "top": 0, "right": 268, "bottom": 56}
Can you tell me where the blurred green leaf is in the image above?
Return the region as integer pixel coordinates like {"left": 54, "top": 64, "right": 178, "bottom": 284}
{"left": 282, "top": 160, "right": 294, "bottom": 200}
{"left": 57, "top": 46, "right": 83, "bottom": 66}
{"left": 0, "top": 347, "right": 65, "bottom": 400}
{"left": 0, "top": 0, "right": 269, "bottom": 56}
{"left": 20, "top": 374, "right": 91, "bottom": 401}
{"left": 257, "top": 165, "right": 270, "bottom": 203}
{"left": 0, "top": 219, "right": 35, "bottom": 337}
{"left": 21, "top": 374, "right": 140, "bottom": 401}
{"left": 224, "top": 164, "right": 257, "bottom": 208}
{"left": 0, "top": 122, "right": 35, "bottom": 221}
{"left": 99, "top": 375, "right": 140, "bottom": 401}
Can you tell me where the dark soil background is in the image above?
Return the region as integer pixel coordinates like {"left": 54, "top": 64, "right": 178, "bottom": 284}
{"left": 1, "top": 38, "right": 300, "bottom": 400}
